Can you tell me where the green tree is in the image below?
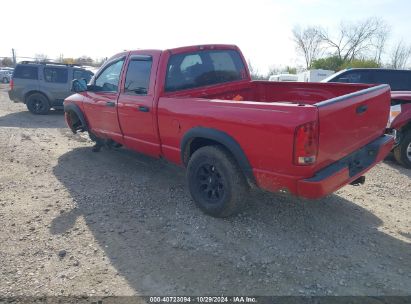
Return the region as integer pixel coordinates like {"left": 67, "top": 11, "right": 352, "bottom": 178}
{"left": 311, "top": 56, "right": 344, "bottom": 71}
{"left": 312, "top": 56, "right": 380, "bottom": 71}
{"left": 340, "top": 59, "right": 380, "bottom": 69}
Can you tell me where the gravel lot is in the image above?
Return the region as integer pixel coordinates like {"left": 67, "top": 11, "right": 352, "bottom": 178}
{"left": 0, "top": 83, "right": 410, "bottom": 297}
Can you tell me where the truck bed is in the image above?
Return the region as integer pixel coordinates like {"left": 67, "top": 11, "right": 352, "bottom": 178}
{"left": 159, "top": 80, "right": 391, "bottom": 195}
{"left": 167, "top": 80, "right": 375, "bottom": 105}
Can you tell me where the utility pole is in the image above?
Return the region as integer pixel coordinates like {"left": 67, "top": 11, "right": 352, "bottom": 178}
{"left": 11, "top": 48, "right": 16, "bottom": 66}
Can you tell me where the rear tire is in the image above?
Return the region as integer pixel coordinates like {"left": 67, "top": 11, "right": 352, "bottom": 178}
{"left": 26, "top": 93, "right": 50, "bottom": 115}
{"left": 186, "top": 145, "right": 249, "bottom": 217}
{"left": 2, "top": 77, "right": 8, "bottom": 84}
{"left": 393, "top": 131, "right": 411, "bottom": 169}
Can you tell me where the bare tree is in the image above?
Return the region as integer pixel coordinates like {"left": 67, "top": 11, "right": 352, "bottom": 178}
{"left": 372, "top": 26, "right": 390, "bottom": 65}
{"left": 34, "top": 53, "right": 49, "bottom": 62}
{"left": 319, "top": 17, "right": 388, "bottom": 62}
{"left": 390, "top": 40, "right": 411, "bottom": 69}
{"left": 1, "top": 57, "right": 14, "bottom": 67}
{"left": 247, "top": 59, "right": 265, "bottom": 80}
{"left": 267, "top": 65, "right": 281, "bottom": 78}
{"left": 292, "top": 26, "right": 323, "bottom": 69}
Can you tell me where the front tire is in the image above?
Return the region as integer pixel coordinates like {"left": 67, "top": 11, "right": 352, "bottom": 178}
{"left": 393, "top": 131, "right": 411, "bottom": 168}
{"left": 26, "top": 93, "right": 50, "bottom": 115}
{"left": 186, "top": 146, "right": 248, "bottom": 217}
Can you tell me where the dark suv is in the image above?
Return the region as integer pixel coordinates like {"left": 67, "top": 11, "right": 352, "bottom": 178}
{"left": 322, "top": 68, "right": 411, "bottom": 91}
{"left": 8, "top": 62, "right": 93, "bottom": 114}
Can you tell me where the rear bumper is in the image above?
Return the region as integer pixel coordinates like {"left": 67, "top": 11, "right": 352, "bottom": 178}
{"left": 8, "top": 90, "right": 21, "bottom": 103}
{"left": 297, "top": 135, "right": 394, "bottom": 199}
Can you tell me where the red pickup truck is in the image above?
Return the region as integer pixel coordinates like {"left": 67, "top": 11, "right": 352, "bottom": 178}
{"left": 64, "top": 44, "right": 394, "bottom": 217}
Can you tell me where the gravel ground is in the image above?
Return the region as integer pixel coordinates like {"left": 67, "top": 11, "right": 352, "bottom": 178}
{"left": 0, "top": 83, "right": 410, "bottom": 297}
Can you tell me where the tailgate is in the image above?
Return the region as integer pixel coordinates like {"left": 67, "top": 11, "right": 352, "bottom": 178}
{"left": 315, "top": 84, "right": 391, "bottom": 169}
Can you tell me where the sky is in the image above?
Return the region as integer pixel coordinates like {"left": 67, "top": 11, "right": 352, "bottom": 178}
{"left": 1, "top": 0, "right": 410, "bottom": 73}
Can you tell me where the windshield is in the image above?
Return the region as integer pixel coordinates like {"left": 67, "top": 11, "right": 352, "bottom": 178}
{"left": 321, "top": 70, "right": 346, "bottom": 82}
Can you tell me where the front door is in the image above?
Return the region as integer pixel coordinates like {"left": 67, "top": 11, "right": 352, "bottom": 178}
{"left": 83, "top": 57, "right": 125, "bottom": 143}
{"left": 117, "top": 52, "right": 160, "bottom": 157}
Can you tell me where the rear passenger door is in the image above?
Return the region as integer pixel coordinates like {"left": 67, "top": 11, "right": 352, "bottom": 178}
{"left": 41, "top": 67, "right": 70, "bottom": 106}
{"left": 371, "top": 70, "right": 411, "bottom": 91}
{"left": 117, "top": 52, "right": 160, "bottom": 157}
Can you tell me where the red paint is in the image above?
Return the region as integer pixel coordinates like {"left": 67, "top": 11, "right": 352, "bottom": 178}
{"left": 64, "top": 44, "right": 394, "bottom": 199}
{"left": 390, "top": 91, "right": 411, "bottom": 130}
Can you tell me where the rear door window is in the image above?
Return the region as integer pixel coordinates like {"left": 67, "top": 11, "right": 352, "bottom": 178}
{"left": 73, "top": 70, "right": 93, "bottom": 83}
{"left": 13, "top": 66, "right": 38, "bottom": 80}
{"left": 334, "top": 71, "right": 371, "bottom": 84}
{"left": 44, "top": 67, "right": 68, "bottom": 83}
{"left": 372, "top": 71, "right": 411, "bottom": 91}
{"left": 165, "top": 49, "right": 246, "bottom": 92}
{"left": 124, "top": 57, "right": 152, "bottom": 95}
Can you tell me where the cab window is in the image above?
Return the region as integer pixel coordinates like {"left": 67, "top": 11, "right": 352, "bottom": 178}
{"left": 124, "top": 57, "right": 152, "bottom": 95}
{"left": 74, "top": 70, "right": 93, "bottom": 83}
{"left": 13, "top": 66, "right": 38, "bottom": 80}
{"left": 165, "top": 49, "right": 246, "bottom": 92}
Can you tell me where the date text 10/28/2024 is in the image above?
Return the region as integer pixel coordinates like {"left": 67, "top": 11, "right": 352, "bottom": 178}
{"left": 149, "top": 297, "right": 257, "bottom": 303}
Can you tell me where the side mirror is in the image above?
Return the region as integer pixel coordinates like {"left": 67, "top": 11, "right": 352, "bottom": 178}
{"left": 71, "top": 79, "right": 88, "bottom": 93}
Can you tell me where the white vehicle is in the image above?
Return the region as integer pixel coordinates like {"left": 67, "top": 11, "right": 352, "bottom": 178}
{"left": 268, "top": 73, "right": 298, "bottom": 82}
{"left": 0, "top": 69, "right": 13, "bottom": 83}
{"left": 297, "top": 69, "right": 334, "bottom": 82}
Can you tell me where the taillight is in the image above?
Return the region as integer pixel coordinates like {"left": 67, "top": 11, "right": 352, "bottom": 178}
{"left": 387, "top": 104, "right": 401, "bottom": 128}
{"left": 9, "top": 79, "right": 14, "bottom": 91}
{"left": 294, "top": 121, "right": 318, "bottom": 165}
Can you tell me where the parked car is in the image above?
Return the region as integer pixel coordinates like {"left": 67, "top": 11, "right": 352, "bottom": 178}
{"left": 64, "top": 44, "right": 393, "bottom": 217}
{"left": 0, "top": 69, "right": 12, "bottom": 83}
{"left": 8, "top": 61, "right": 94, "bottom": 114}
{"left": 323, "top": 68, "right": 411, "bottom": 168}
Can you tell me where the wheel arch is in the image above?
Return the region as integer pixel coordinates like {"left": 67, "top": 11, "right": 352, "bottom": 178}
{"left": 181, "top": 127, "right": 255, "bottom": 186}
{"left": 401, "top": 121, "right": 411, "bottom": 132}
{"left": 64, "top": 103, "right": 88, "bottom": 133}
{"left": 24, "top": 90, "right": 50, "bottom": 105}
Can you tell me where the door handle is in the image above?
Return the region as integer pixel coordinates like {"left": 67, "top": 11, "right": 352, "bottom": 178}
{"left": 356, "top": 104, "right": 368, "bottom": 114}
{"left": 138, "top": 105, "right": 150, "bottom": 112}
{"left": 106, "top": 101, "right": 116, "bottom": 107}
